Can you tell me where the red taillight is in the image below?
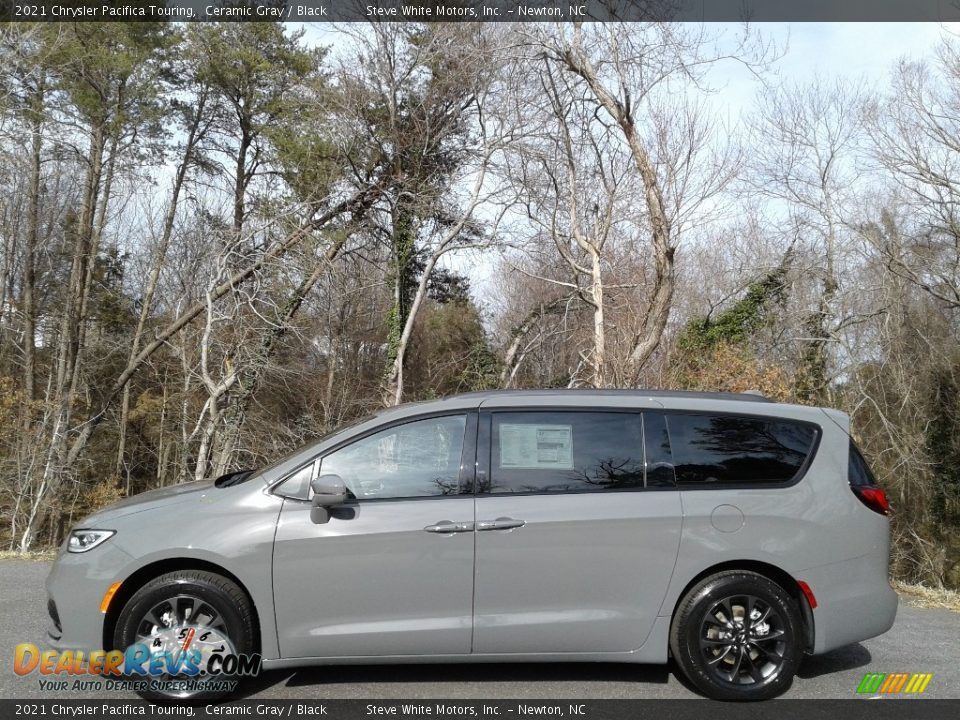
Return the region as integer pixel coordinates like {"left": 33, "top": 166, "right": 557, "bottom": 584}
{"left": 852, "top": 485, "right": 890, "bottom": 515}
{"left": 797, "top": 580, "right": 818, "bottom": 609}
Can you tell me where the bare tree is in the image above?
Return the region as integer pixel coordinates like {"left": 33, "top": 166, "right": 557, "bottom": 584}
{"left": 498, "top": 295, "right": 575, "bottom": 388}
{"left": 0, "top": 25, "right": 58, "bottom": 405}
{"left": 506, "top": 65, "right": 628, "bottom": 387}
{"left": 115, "top": 83, "right": 215, "bottom": 487}
{"left": 748, "top": 77, "right": 865, "bottom": 402}
{"left": 864, "top": 38, "right": 960, "bottom": 310}
{"left": 500, "top": 23, "right": 752, "bottom": 385}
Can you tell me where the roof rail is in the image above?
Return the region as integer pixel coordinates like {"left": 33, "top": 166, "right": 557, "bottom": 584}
{"left": 448, "top": 388, "right": 773, "bottom": 403}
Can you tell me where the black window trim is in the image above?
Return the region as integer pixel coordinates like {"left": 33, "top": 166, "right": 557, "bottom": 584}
{"left": 270, "top": 457, "right": 320, "bottom": 501}
{"left": 267, "top": 409, "right": 478, "bottom": 503}
{"left": 476, "top": 406, "right": 675, "bottom": 497}
{"left": 660, "top": 409, "right": 822, "bottom": 491}
{"left": 641, "top": 411, "right": 678, "bottom": 489}
{"left": 270, "top": 405, "right": 822, "bottom": 501}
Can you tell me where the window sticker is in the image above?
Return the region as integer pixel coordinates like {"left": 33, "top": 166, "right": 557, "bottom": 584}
{"left": 499, "top": 424, "right": 574, "bottom": 469}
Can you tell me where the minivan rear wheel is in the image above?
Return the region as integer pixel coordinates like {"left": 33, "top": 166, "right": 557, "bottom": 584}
{"left": 670, "top": 571, "right": 803, "bottom": 701}
{"left": 114, "top": 570, "right": 255, "bottom": 700}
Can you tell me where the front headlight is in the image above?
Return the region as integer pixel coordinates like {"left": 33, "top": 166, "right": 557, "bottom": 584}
{"left": 67, "top": 529, "right": 115, "bottom": 553}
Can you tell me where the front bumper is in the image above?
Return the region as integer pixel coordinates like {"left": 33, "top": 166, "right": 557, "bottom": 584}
{"left": 45, "top": 542, "right": 134, "bottom": 652}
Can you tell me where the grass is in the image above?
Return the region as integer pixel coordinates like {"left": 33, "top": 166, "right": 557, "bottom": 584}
{"left": 892, "top": 580, "right": 960, "bottom": 613}
{"left": 0, "top": 549, "right": 56, "bottom": 561}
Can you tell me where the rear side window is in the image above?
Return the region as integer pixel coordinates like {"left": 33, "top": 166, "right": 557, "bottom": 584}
{"left": 487, "top": 412, "right": 644, "bottom": 494}
{"left": 848, "top": 441, "right": 879, "bottom": 487}
{"left": 666, "top": 413, "right": 818, "bottom": 486}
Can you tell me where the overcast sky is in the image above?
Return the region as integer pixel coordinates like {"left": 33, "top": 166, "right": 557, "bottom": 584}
{"left": 300, "top": 21, "right": 958, "bottom": 138}
{"left": 710, "top": 22, "right": 958, "bottom": 114}
{"left": 302, "top": 21, "right": 959, "bottom": 90}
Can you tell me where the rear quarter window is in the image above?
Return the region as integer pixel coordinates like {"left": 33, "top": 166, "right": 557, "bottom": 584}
{"left": 848, "top": 441, "right": 879, "bottom": 487}
{"left": 666, "top": 413, "right": 819, "bottom": 487}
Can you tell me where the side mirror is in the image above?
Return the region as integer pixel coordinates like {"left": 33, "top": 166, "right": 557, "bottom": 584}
{"left": 310, "top": 474, "right": 347, "bottom": 507}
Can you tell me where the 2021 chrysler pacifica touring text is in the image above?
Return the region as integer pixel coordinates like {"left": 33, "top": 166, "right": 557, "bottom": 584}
{"left": 45, "top": 389, "right": 897, "bottom": 700}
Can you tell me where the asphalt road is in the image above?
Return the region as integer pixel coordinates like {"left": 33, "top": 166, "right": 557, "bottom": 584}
{"left": 2, "top": 559, "right": 958, "bottom": 700}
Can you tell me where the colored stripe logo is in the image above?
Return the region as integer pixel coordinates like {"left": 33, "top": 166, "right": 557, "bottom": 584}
{"left": 857, "top": 672, "right": 932, "bottom": 694}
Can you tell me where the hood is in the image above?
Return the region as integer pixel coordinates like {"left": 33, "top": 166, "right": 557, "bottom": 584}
{"left": 80, "top": 479, "right": 216, "bottom": 525}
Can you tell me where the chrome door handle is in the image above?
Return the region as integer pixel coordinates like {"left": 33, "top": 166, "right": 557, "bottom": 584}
{"left": 477, "top": 517, "right": 526, "bottom": 531}
{"left": 424, "top": 520, "right": 474, "bottom": 534}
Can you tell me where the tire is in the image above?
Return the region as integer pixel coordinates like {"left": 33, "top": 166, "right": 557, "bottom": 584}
{"left": 113, "top": 570, "right": 256, "bottom": 701}
{"left": 669, "top": 571, "right": 803, "bottom": 701}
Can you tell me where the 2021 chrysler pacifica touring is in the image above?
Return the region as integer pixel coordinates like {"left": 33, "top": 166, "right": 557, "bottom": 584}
{"left": 45, "top": 389, "right": 896, "bottom": 700}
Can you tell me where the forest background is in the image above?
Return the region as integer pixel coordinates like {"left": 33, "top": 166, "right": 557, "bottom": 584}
{"left": 1, "top": 20, "right": 959, "bottom": 590}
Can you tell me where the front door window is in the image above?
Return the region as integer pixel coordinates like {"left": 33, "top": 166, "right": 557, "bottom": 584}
{"left": 320, "top": 414, "right": 467, "bottom": 499}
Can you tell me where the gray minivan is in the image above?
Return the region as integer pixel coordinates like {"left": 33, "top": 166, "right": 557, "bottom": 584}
{"left": 46, "top": 390, "right": 896, "bottom": 701}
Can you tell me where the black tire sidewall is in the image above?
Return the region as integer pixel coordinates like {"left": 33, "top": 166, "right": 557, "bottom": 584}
{"left": 671, "top": 572, "right": 803, "bottom": 701}
{"left": 114, "top": 572, "right": 254, "bottom": 701}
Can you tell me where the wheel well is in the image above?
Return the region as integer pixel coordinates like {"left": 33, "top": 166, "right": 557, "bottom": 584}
{"left": 103, "top": 558, "right": 261, "bottom": 653}
{"left": 670, "top": 560, "right": 815, "bottom": 653}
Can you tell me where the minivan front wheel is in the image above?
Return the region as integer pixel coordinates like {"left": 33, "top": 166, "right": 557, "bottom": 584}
{"left": 670, "top": 571, "right": 803, "bottom": 701}
{"left": 113, "top": 570, "right": 256, "bottom": 700}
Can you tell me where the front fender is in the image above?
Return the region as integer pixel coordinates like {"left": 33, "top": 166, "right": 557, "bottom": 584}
{"left": 106, "top": 484, "right": 283, "bottom": 659}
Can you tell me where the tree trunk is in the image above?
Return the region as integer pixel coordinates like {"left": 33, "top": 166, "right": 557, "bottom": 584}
{"left": 205, "top": 126, "right": 254, "bottom": 476}
{"left": 62, "top": 184, "right": 380, "bottom": 469}
{"left": 589, "top": 252, "right": 605, "bottom": 388}
{"left": 116, "top": 94, "right": 209, "bottom": 482}
{"left": 18, "top": 122, "right": 107, "bottom": 551}
{"left": 213, "top": 233, "right": 353, "bottom": 470}
{"left": 500, "top": 297, "right": 568, "bottom": 387}
{"left": 384, "top": 249, "right": 438, "bottom": 406}
{"left": 558, "top": 37, "right": 676, "bottom": 383}
{"left": 382, "top": 197, "right": 417, "bottom": 405}
{"left": 22, "top": 80, "right": 44, "bottom": 406}
{"left": 55, "top": 123, "right": 105, "bottom": 410}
